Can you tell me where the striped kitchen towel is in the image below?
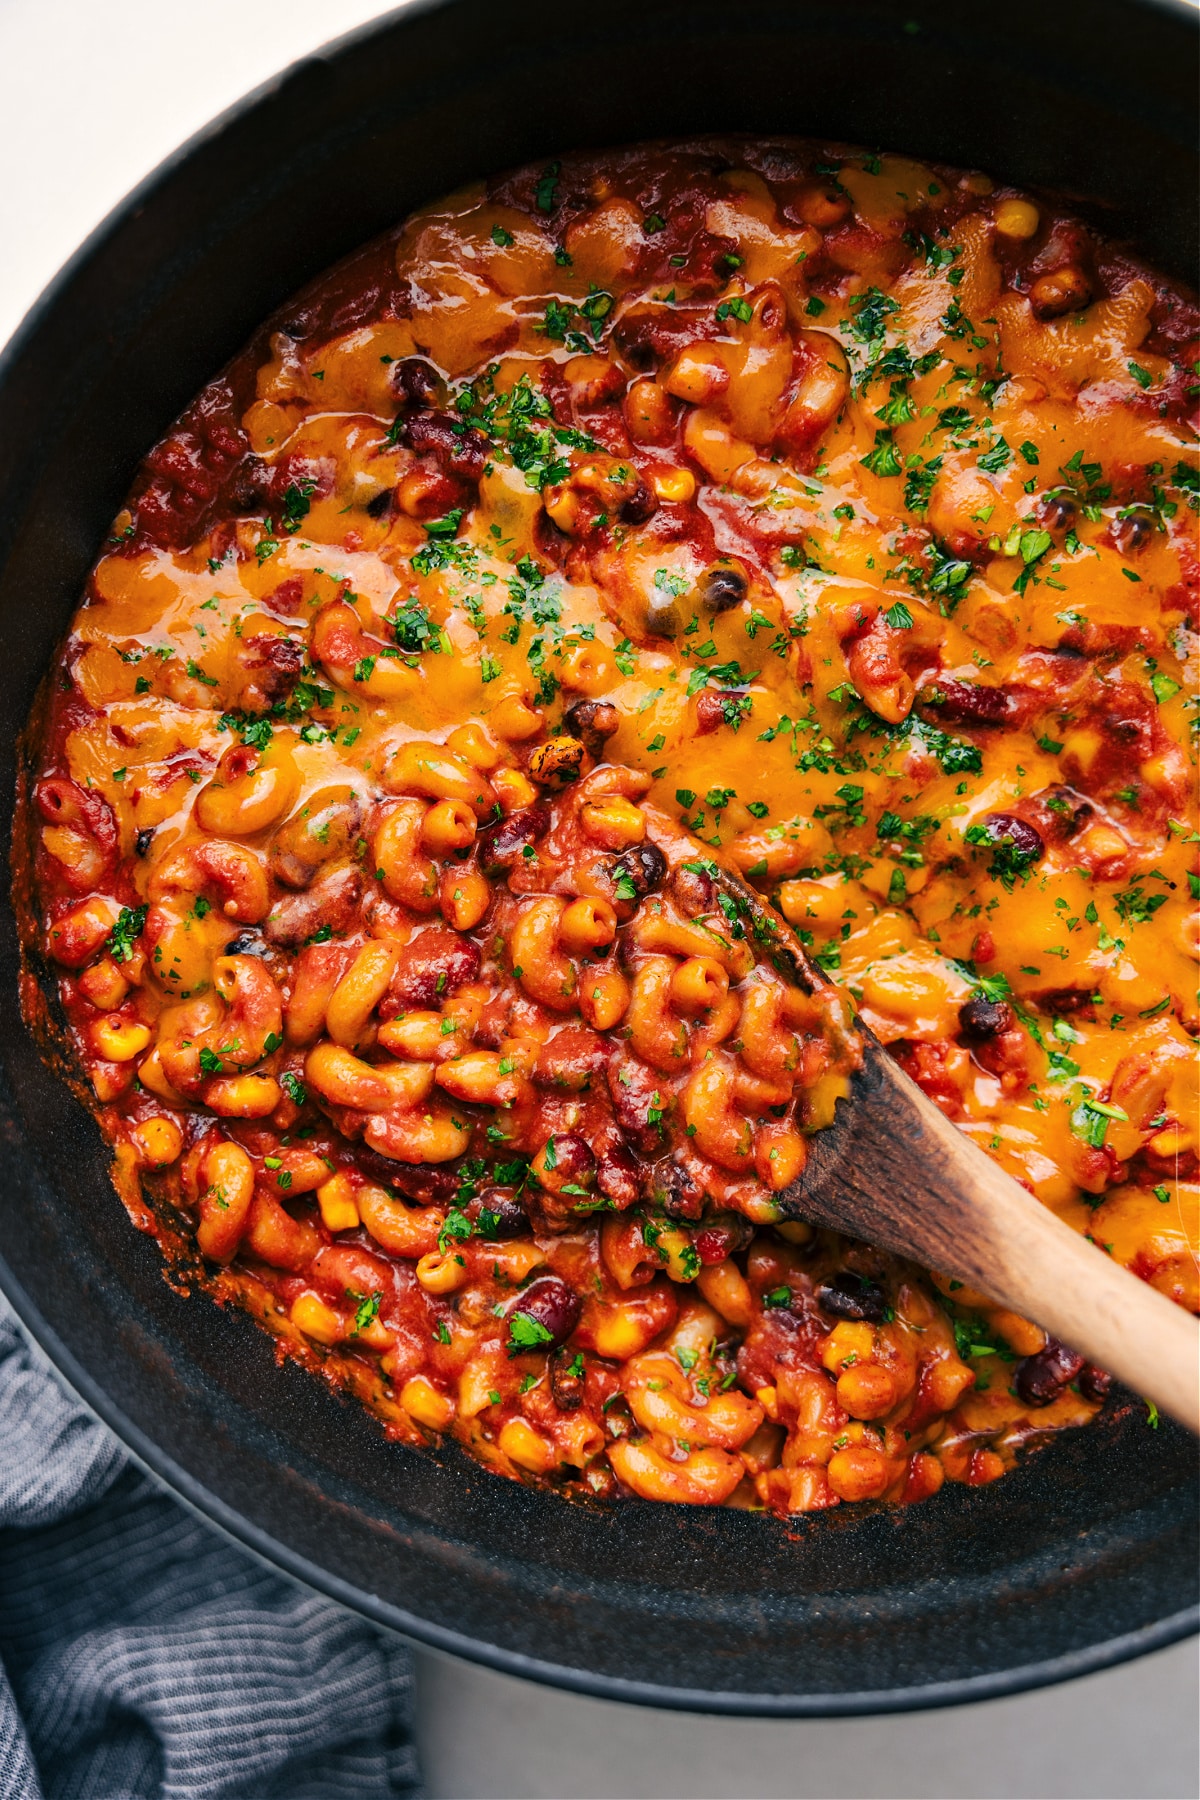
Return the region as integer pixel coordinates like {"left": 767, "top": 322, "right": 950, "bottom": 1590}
{"left": 0, "top": 1303, "right": 421, "bottom": 1799}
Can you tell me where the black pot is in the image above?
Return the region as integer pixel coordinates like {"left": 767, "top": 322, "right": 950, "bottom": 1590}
{"left": 0, "top": 0, "right": 1195, "bottom": 1714}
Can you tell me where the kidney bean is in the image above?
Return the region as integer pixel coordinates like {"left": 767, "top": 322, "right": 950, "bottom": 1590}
{"left": 958, "top": 996, "right": 1015, "bottom": 1040}
{"left": 614, "top": 300, "right": 720, "bottom": 367}
{"left": 228, "top": 455, "right": 271, "bottom": 512}
{"left": 264, "top": 866, "right": 362, "bottom": 947}
{"left": 596, "top": 1140, "right": 641, "bottom": 1210}
{"left": 642, "top": 1158, "right": 704, "bottom": 1220}
{"left": 506, "top": 1275, "right": 581, "bottom": 1352}
{"left": 916, "top": 678, "right": 1013, "bottom": 728}
{"left": 563, "top": 699, "right": 619, "bottom": 760}
{"left": 395, "top": 410, "right": 488, "bottom": 483}
{"left": 695, "top": 1214, "right": 754, "bottom": 1264}
{"left": 1078, "top": 1363, "right": 1113, "bottom": 1404}
{"left": 1015, "top": 1339, "right": 1085, "bottom": 1406}
{"left": 607, "top": 1055, "right": 668, "bottom": 1154}
{"left": 534, "top": 1027, "right": 610, "bottom": 1092}
{"left": 265, "top": 452, "right": 335, "bottom": 514}
{"left": 1041, "top": 987, "right": 1098, "bottom": 1017}
{"left": 973, "top": 812, "right": 1044, "bottom": 877}
{"left": 816, "top": 1272, "right": 887, "bottom": 1323}
{"left": 550, "top": 1346, "right": 585, "bottom": 1411}
{"left": 390, "top": 356, "right": 443, "bottom": 409}
{"left": 477, "top": 803, "right": 551, "bottom": 874}
{"left": 356, "top": 1151, "right": 459, "bottom": 1204}
{"left": 239, "top": 634, "right": 305, "bottom": 705}
{"left": 694, "top": 689, "right": 743, "bottom": 735}
{"left": 670, "top": 862, "right": 716, "bottom": 917}
{"left": 535, "top": 1132, "right": 597, "bottom": 1196}
{"left": 699, "top": 563, "right": 748, "bottom": 614}
{"left": 388, "top": 927, "right": 481, "bottom": 1008}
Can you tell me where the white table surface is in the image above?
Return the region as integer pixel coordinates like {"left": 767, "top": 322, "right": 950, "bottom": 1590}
{"left": 1, "top": 2, "right": 1195, "bottom": 1794}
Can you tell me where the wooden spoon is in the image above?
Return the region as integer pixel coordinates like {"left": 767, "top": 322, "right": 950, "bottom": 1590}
{"left": 785, "top": 1032, "right": 1200, "bottom": 1434}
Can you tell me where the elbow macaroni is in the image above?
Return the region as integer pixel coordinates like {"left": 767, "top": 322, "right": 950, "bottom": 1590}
{"left": 22, "top": 134, "right": 1197, "bottom": 1519}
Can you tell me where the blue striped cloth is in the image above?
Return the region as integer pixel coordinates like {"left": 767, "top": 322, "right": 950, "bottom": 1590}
{"left": 0, "top": 1305, "right": 421, "bottom": 1799}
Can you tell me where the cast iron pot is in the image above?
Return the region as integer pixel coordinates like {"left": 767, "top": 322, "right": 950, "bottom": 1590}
{"left": 0, "top": 0, "right": 1196, "bottom": 1715}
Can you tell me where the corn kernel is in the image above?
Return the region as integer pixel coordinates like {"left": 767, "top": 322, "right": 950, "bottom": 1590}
{"left": 317, "top": 1172, "right": 360, "bottom": 1233}
{"left": 821, "top": 1320, "right": 875, "bottom": 1374}
{"left": 92, "top": 1017, "right": 151, "bottom": 1062}
{"left": 994, "top": 198, "right": 1039, "bottom": 239}
{"left": 401, "top": 1375, "right": 454, "bottom": 1431}
{"left": 652, "top": 467, "right": 696, "bottom": 503}
{"left": 78, "top": 957, "right": 130, "bottom": 1012}
{"left": 775, "top": 1221, "right": 813, "bottom": 1246}
{"left": 131, "top": 1116, "right": 183, "bottom": 1167}
{"left": 91, "top": 1063, "right": 133, "bottom": 1102}
{"left": 290, "top": 1291, "right": 343, "bottom": 1346}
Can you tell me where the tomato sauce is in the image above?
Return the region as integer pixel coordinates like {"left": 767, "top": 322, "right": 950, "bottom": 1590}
{"left": 18, "top": 137, "right": 1198, "bottom": 1513}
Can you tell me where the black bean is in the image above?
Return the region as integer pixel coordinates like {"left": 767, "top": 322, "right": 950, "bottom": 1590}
{"left": 1014, "top": 1339, "right": 1085, "bottom": 1407}
{"left": 225, "top": 930, "right": 270, "bottom": 959}
{"left": 619, "top": 480, "right": 657, "bottom": 525}
{"left": 699, "top": 563, "right": 748, "bottom": 614}
{"left": 134, "top": 827, "right": 155, "bottom": 857}
{"left": 365, "top": 488, "right": 394, "bottom": 519}
{"left": 1113, "top": 510, "right": 1153, "bottom": 555}
{"left": 550, "top": 1347, "right": 585, "bottom": 1411}
{"left": 506, "top": 1275, "right": 581, "bottom": 1352}
{"left": 612, "top": 841, "right": 667, "bottom": 899}
{"left": 472, "top": 1189, "right": 528, "bottom": 1239}
{"left": 958, "top": 996, "right": 1014, "bottom": 1041}
{"left": 1040, "top": 491, "right": 1078, "bottom": 533}
{"left": 563, "top": 699, "right": 619, "bottom": 760}
{"left": 645, "top": 590, "right": 681, "bottom": 638}
{"left": 816, "top": 1272, "right": 887, "bottom": 1323}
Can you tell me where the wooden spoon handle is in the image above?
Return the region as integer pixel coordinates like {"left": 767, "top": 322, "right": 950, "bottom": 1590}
{"left": 795, "top": 1039, "right": 1200, "bottom": 1434}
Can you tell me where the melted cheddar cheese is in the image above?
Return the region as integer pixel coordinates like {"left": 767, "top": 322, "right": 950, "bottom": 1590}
{"left": 21, "top": 139, "right": 1199, "bottom": 1513}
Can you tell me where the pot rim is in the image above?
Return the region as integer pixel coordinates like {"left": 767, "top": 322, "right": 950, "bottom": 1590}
{"left": 1, "top": 0, "right": 1196, "bottom": 1715}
